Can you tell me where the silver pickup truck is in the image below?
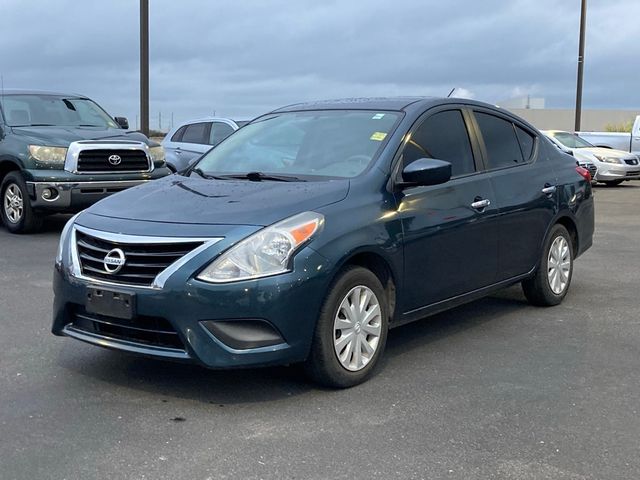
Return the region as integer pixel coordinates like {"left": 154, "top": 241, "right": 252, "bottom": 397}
{"left": 579, "top": 115, "right": 640, "bottom": 155}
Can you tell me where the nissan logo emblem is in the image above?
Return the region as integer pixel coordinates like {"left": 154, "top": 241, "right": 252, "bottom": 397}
{"left": 103, "top": 248, "right": 126, "bottom": 274}
{"left": 108, "top": 154, "right": 122, "bottom": 166}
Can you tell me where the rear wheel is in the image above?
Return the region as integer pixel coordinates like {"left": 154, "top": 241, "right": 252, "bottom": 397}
{"left": 522, "top": 224, "right": 573, "bottom": 306}
{"left": 1, "top": 172, "right": 43, "bottom": 233}
{"left": 304, "top": 266, "right": 389, "bottom": 388}
{"left": 602, "top": 180, "right": 624, "bottom": 187}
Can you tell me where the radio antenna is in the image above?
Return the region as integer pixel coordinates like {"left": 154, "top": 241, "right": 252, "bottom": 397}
{"left": 447, "top": 88, "right": 456, "bottom": 98}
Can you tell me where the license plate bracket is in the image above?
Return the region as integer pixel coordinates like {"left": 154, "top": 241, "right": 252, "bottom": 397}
{"left": 86, "top": 287, "right": 135, "bottom": 320}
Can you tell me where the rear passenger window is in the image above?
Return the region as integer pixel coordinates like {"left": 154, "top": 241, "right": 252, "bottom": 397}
{"left": 181, "top": 122, "right": 209, "bottom": 144}
{"left": 515, "top": 126, "right": 535, "bottom": 161}
{"left": 170, "top": 125, "right": 187, "bottom": 142}
{"left": 475, "top": 112, "right": 524, "bottom": 169}
{"left": 403, "top": 110, "right": 476, "bottom": 177}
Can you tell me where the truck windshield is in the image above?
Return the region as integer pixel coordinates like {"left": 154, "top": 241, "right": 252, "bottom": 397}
{"left": 1, "top": 94, "right": 118, "bottom": 128}
{"left": 553, "top": 132, "right": 594, "bottom": 149}
{"left": 193, "top": 110, "right": 401, "bottom": 179}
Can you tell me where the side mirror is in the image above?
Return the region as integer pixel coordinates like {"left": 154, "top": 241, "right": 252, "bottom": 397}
{"left": 400, "top": 158, "right": 452, "bottom": 187}
{"left": 114, "top": 117, "right": 129, "bottom": 129}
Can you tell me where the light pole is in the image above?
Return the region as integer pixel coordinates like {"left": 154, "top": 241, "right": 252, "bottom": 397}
{"left": 140, "top": 0, "right": 149, "bottom": 135}
{"left": 574, "top": 0, "right": 587, "bottom": 132}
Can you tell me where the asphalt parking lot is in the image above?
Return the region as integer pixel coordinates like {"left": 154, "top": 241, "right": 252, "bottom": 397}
{"left": 1, "top": 184, "right": 639, "bottom": 480}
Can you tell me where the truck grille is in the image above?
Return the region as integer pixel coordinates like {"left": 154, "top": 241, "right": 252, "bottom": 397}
{"left": 578, "top": 162, "right": 597, "bottom": 179}
{"left": 70, "top": 304, "right": 185, "bottom": 350}
{"left": 77, "top": 149, "right": 150, "bottom": 172}
{"left": 76, "top": 231, "right": 203, "bottom": 287}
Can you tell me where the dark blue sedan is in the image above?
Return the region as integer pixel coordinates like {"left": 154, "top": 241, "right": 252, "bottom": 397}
{"left": 52, "top": 98, "right": 594, "bottom": 387}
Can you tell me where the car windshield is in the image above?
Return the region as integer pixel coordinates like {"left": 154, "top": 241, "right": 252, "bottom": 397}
{"left": 1, "top": 94, "right": 118, "bottom": 128}
{"left": 553, "top": 132, "right": 594, "bottom": 149}
{"left": 193, "top": 110, "right": 401, "bottom": 179}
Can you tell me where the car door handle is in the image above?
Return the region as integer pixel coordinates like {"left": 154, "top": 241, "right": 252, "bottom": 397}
{"left": 175, "top": 150, "right": 182, "bottom": 154}
{"left": 542, "top": 184, "right": 557, "bottom": 195}
{"left": 471, "top": 198, "right": 491, "bottom": 210}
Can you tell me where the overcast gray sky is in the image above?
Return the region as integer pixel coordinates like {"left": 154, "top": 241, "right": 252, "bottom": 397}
{"left": 1, "top": 0, "right": 638, "bottom": 129}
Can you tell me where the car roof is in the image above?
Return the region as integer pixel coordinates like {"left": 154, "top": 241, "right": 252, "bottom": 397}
{"left": 0, "top": 88, "right": 87, "bottom": 97}
{"left": 270, "top": 97, "right": 521, "bottom": 117}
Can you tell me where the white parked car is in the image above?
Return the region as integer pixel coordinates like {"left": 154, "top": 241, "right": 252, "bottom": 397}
{"left": 543, "top": 130, "right": 640, "bottom": 187}
{"left": 162, "top": 117, "right": 242, "bottom": 172}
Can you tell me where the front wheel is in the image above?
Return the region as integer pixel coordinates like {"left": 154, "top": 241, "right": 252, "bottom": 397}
{"left": 1, "top": 172, "right": 43, "bottom": 233}
{"left": 602, "top": 180, "right": 624, "bottom": 187}
{"left": 304, "top": 266, "right": 389, "bottom": 388}
{"left": 522, "top": 224, "right": 573, "bottom": 306}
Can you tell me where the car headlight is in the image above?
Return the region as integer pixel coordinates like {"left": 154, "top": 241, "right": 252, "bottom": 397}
{"left": 149, "top": 146, "right": 165, "bottom": 164}
{"left": 197, "top": 211, "right": 324, "bottom": 283}
{"left": 29, "top": 145, "right": 68, "bottom": 167}
{"left": 593, "top": 154, "right": 622, "bottom": 164}
{"left": 55, "top": 213, "right": 80, "bottom": 266}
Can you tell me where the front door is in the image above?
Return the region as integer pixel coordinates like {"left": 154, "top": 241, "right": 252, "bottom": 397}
{"left": 397, "top": 108, "right": 499, "bottom": 312}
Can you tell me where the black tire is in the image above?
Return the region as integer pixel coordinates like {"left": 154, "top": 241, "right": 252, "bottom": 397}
{"left": 602, "top": 180, "right": 624, "bottom": 187}
{"left": 304, "top": 266, "right": 389, "bottom": 388}
{"left": 522, "top": 224, "right": 573, "bottom": 306}
{"left": 0, "top": 171, "right": 44, "bottom": 234}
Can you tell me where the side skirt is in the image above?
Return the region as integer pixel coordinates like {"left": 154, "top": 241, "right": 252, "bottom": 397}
{"left": 391, "top": 270, "right": 535, "bottom": 329}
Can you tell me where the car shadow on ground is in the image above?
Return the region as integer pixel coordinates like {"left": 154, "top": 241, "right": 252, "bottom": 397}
{"left": 57, "top": 286, "right": 529, "bottom": 404}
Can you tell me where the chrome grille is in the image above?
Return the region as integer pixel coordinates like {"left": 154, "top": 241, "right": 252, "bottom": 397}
{"left": 579, "top": 162, "right": 597, "bottom": 179}
{"left": 75, "top": 231, "right": 203, "bottom": 286}
{"left": 77, "top": 149, "right": 150, "bottom": 172}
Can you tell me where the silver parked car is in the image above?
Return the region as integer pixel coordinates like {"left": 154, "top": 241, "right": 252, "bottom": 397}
{"left": 543, "top": 130, "right": 640, "bottom": 187}
{"left": 162, "top": 117, "right": 241, "bottom": 172}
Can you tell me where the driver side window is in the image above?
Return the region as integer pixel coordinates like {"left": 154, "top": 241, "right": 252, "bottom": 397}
{"left": 403, "top": 110, "right": 476, "bottom": 177}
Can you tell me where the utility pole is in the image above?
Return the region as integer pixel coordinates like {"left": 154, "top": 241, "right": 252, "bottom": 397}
{"left": 574, "top": 0, "right": 587, "bottom": 132}
{"left": 140, "top": 0, "right": 149, "bottom": 135}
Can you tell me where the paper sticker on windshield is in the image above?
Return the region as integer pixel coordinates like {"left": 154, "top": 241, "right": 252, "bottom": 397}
{"left": 370, "top": 132, "right": 387, "bottom": 141}
{"left": 372, "top": 113, "right": 385, "bottom": 120}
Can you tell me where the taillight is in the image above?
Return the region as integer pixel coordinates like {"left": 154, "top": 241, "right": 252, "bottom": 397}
{"left": 576, "top": 166, "right": 591, "bottom": 182}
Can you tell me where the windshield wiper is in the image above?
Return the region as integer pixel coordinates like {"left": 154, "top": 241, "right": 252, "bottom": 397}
{"left": 219, "top": 171, "right": 305, "bottom": 182}
{"left": 13, "top": 123, "right": 56, "bottom": 127}
{"left": 190, "top": 167, "right": 227, "bottom": 180}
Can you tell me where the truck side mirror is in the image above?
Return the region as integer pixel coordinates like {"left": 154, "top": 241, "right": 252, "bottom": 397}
{"left": 114, "top": 117, "right": 129, "bottom": 129}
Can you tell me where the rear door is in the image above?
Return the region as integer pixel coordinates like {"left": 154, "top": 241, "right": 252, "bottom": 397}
{"left": 397, "top": 107, "right": 499, "bottom": 311}
{"left": 470, "top": 109, "right": 557, "bottom": 280}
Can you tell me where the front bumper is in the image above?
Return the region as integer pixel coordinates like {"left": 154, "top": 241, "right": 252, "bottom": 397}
{"left": 52, "top": 247, "right": 332, "bottom": 368}
{"left": 594, "top": 163, "right": 640, "bottom": 181}
{"left": 27, "top": 180, "right": 150, "bottom": 211}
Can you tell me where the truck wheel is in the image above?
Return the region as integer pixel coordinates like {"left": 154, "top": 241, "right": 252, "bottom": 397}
{"left": 522, "top": 224, "right": 573, "bottom": 306}
{"left": 1, "top": 172, "right": 43, "bottom": 233}
{"left": 602, "top": 180, "right": 624, "bottom": 187}
{"left": 304, "top": 266, "right": 389, "bottom": 388}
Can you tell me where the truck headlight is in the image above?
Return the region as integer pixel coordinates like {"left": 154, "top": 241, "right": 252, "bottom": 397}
{"left": 149, "top": 146, "right": 165, "bottom": 164}
{"left": 197, "top": 211, "right": 324, "bottom": 283}
{"left": 29, "top": 145, "right": 68, "bottom": 167}
{"left": 55, "top": 213, "right": 79, "bottom": 267}
{"left": 593, "top": 154, "right": 622, "bottom": 164}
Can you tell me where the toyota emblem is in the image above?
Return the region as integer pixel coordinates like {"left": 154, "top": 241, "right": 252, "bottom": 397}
{"left": 108, "top": 154, "right": 122, "bottom": 166}
{"left": 103, "top": 248, "right": 126, "bottom": 274}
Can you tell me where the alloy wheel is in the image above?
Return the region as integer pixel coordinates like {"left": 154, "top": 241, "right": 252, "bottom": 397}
{"left": 333, "top": 285, "right": 382, "bottom": 371}
{"left": 3, "top": 184, "right": 24, "bottom": 224}
{"left": 547, "top": 236, "right": 571, "bottom": 295}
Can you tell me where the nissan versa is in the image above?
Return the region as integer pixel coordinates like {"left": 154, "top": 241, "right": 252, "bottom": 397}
{"left": 52, "top": 98, "right": 594, "bottom": 387}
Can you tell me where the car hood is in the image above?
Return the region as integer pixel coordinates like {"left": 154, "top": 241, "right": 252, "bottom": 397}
{"left": 573, "top": 147, "right": 635, "bottom": 160}
{"left": 85, "top": 175, "right": 350, "bottom": 227}
{"left": 11, "top": 126, "right": 151, "bottom": 146}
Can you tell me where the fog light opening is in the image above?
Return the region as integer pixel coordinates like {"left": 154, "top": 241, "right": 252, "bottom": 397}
{"left": 42, "top": 187, "right": 59, "bottom": 202}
